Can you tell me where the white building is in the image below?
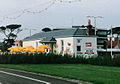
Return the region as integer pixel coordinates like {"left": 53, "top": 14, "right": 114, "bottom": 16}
{"left": 23, "top": 27, "right": 97, "bottom": 56}
{"left": 14, "top": 40, "right": 23, "bottom": 47}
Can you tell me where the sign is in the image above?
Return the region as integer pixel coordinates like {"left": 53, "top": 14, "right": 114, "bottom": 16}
{"left": 67, "top": 42, "right": 71, "bottom": 46}
{"left": 86, "top": 42, "right": 92, "bottom": 47}
{"left": 66, "top": 47, "right": 70, "bottom": 52}
{"left": 85, "top": 48, "right": 94, "bottom": 54}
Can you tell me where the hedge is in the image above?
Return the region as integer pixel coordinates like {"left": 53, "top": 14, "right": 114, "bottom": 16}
{"left": 0, "top": 53, "right": 120, "bottom": 67}
{"left": 0, "top": 53, "right": 76, "bottom": 64}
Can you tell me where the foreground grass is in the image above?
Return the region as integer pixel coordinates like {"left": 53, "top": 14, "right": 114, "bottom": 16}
{"left": 0, "top": 64, "right": 120, "bottom": 84}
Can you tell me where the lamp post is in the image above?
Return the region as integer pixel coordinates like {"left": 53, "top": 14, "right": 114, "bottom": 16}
{"left": 87, "top": 16, "right": 103, "bottom": 35}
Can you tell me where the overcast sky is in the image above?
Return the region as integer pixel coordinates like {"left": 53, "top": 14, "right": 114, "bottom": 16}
{"left": 0, "top": 0, "right": 120, "bottom": 40}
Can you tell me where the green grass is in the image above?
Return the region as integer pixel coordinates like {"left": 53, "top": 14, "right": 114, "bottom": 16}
{"left": 0, "top": 64, "right": 120, "bottom": 84}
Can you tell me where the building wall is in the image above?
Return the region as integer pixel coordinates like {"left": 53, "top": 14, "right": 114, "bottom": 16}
{"left": 13, "top": 40, "right": 23, "bottom": 47}
{"left": 55, "top": 37, "right": 74, "bottom": 55}
{"left": 73, "top": 37, "right": 97, "bottom": 56}
{"left": 23, "top": 40, "right": 42, "bottom": 48}
{"left": 56, "top": 36, "right": 97, "bottom": 56}
{"left": 23, "top": 37, "right": 97, "bottom": 56}
{"left": 14, "top": 42, "right": 22, "bottom": 47}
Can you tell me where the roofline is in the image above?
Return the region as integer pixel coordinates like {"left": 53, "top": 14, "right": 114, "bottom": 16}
{"left": 23, "top": 38, "right": 42, "bottom": 42}
{"left": 73, "top": 35, "right": 97, "bottom": 37}
{"left": 23, "top": 35, "right": 97, "bottom": 42}
{"left": 40, "top": 41, "right": 56, "bottom": 43}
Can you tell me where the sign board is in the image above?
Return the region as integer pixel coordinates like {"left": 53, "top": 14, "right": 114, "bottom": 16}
{"left": 85, "top": 48, "right": 94, "bottom": 54}
{"left": 86, "top": 42, "right": 92, "bottom": 47}
{"left": 66, "top": 47, "right": 70, "bottom": 52}
{"left": 85, "top": 42, "right": 94, "bottom": 54}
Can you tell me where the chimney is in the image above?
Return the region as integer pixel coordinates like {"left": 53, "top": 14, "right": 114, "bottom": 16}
{"left": 88, "top": 19, "right": 91, "bottom": 25}
{"left": 87, "top": 19, "right": 92, "bottom": 35}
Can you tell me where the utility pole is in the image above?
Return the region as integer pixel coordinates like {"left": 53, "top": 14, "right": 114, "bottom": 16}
{"left": 87, "top": 16, "right": 103, "bottom": 35}
{"left": 111, "top": 25, "right": 113, "bottom": 57}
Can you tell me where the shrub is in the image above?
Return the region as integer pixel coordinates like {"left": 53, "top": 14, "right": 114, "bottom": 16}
{"left": 1, "top": 53, "right": 120, "bottom": 67}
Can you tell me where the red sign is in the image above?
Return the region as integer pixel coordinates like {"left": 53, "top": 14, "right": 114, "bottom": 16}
{"left": 85, "top": 52, "right": 94, "bottom": 54}
{"left": 86, "top": 42, "right": 92, "bottom": 47}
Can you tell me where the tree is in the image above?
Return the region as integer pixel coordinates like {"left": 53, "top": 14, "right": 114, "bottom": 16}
{"left": 0, "top": 24, "right": 22, "bottom": 51}
{"left": 42, "top": 27, "right": 51, "bottom": 32}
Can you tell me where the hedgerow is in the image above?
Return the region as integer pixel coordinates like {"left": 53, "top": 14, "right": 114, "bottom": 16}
{"left": 0, "top": 53, "right": 120, "bottom": 67}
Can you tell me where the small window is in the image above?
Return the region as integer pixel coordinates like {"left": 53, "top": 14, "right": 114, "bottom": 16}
{"left": 61, "top": 40, "right": 64, "bottom": 46}
{"left": 77, "top": 46, "right": 81, "bottom": 51}
{"left": 46, "top": 49, "right": 48, "bottom": 52}
{"left": 77, "top": 39, "right": 81, "bottom": 44}
{"left": 16, "top": 44, "right": 18, "bottom": 46}
{"left": 61, "top": 40, "right": 64, "bottom": 53}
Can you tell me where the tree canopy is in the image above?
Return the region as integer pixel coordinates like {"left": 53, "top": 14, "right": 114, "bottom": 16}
{"left": 42, "top": 27, "right": 51, "bottom": 32}
{"left": 0, "top": 24, "right": 22, "bottom": 51}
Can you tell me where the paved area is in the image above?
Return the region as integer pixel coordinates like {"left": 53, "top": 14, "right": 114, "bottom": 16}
{"left": 0, "top": 68, "right": 79, "bottom": 84}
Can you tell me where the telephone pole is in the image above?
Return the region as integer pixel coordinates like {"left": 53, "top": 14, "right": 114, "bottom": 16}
{"left": 87, "top": 16, "right": 103, "bottom": 35}
{"left": 111, "top": 25, "right": 113, "bottom": 57}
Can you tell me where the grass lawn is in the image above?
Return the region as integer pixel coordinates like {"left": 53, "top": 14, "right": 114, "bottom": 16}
{"left": 0, "top": 64, "right": 120, "bottom": 84}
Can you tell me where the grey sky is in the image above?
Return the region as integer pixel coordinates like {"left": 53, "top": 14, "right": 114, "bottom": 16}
{"left": 0, "top": 0, "right": 120, "bottom": 40}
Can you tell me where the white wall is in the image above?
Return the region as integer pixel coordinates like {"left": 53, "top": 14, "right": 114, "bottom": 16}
{"left": 74, "top": 37, "right": 97, "bottom": 56}
{"left": 23, "top": 36, "right": 97, "bottom": 56}
{"left": 56, "top": 37, "right": 74, "bottom": 55}
{"left": 23, "top": 40, "right": 42, "bottom": 48}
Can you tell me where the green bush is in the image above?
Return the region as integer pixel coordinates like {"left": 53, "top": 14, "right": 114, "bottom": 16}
{"left": 0, "top": 53, "right": 83, "bottom": 64}
{"left": 1, "top": 53, "right": 120, "bottom": 67}
{"left": 112, "top": 55, "right": 120, "bottom": 66}
{"left": 88, "top": 54, "right": 112, "bottom": 66}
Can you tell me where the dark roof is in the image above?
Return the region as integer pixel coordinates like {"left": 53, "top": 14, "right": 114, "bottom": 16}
{"left": 23, "top": 28, "right": 94, "bottom": 41}
{"left": 73, "top": 28, "right": 87, "bottom": 36}
{"left": 41, "top": 37, "right": 52, "bottom": 42}
{"left": 40, "top": 37, "right": 56, "bottom": 43}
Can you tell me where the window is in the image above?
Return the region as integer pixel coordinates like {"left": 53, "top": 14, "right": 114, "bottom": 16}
{"left": 77, "top": 46, "right": 81, "bottom": 51}
{"left": 61, "top": 40, "right": 64, "bottom": 46}
{"left": 16, "top": 44, "right": 18, "bottom": 46}
{"left": 97, "top": 31, "right": 107, "bottom": 35}
{"left": 46, "top": 49, "right": 48, "bottom": 52}
{"left": 77, "top": 39, "right": 81, "bottom": 43}
{"left": 61, "top": 40, "right": 64, "bottom": 53}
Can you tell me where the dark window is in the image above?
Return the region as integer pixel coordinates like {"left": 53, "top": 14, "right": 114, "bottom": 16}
{"left": 61, "top": 40, "right": 64, "bottom": 52}
{"left": 16, "top": 44, "right": 18, "bottom": 46}
{"left": 97, "top": 31, "right": 107, "bottom": 35}
{"left": 61, "top": 40, "right": 64, "bottom": 46}
{"left": 77, "top": 46, "right": 81, "bottom": 51}
{"left": 77, "top": 39, "right": 81, "bottom": 43}
{"left": 46, "top": 49, "right": 48, "bottom": 52}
